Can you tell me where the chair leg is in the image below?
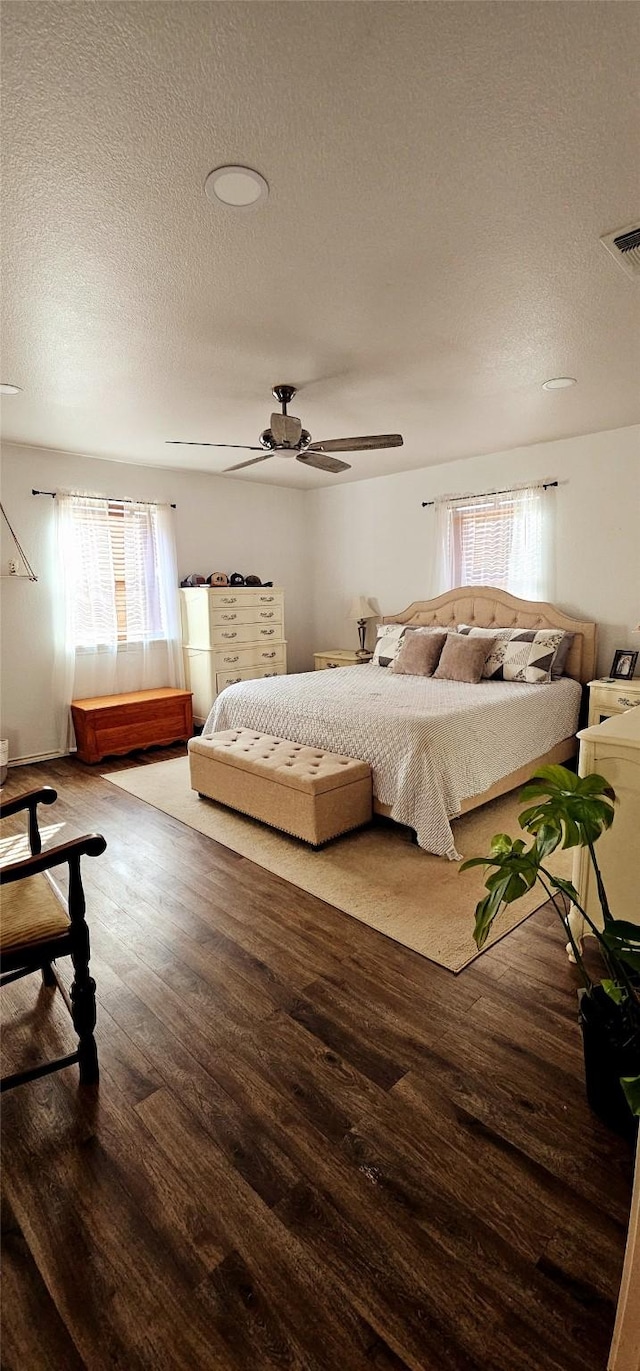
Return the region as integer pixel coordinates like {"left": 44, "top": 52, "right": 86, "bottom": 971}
{"left": 41, "top": 961, "right": 56, "bottom": 988}
{"left": 70, "top": 925, "right": 99, "bottom": 1085}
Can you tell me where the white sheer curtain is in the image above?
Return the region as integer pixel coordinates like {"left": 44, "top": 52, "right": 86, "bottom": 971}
{"left": 53, "top": 493, "right": 184, "bottom": 752}
{"left": 116, "top": 501, "right": 185, "bottom": 693}
{"left": 53, "top": 495, "right": 118, "bottom": 751}
{"left": 434, "top": 484, "right": 554, "bottom": 601}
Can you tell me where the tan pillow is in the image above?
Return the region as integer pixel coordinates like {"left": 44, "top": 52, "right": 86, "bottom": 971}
{"left": 434, "top": 633, "right": 496, "bottom": 684}
{"left": 393, "top": 631, "right": 447, "bottom": 676}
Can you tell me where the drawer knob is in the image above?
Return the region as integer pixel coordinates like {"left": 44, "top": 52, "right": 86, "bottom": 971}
{"left": 221, "top": 632, "right": 238, "bottom": 639}
{"left": 618, "top": 697, "right": 640, "bottom": 708}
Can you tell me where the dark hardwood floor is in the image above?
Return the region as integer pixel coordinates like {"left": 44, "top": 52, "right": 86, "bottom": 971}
{"left": 1, "top": 748, "right": 634, "bottom": 1371}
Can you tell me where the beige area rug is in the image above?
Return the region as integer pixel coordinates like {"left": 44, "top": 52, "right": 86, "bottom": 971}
{"left": 105, "top": 757, "right": 571, "bottom": 973}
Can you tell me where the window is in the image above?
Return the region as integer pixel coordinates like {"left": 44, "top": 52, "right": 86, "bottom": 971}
{"left": 63, "top": 496, "right": 169, "bottom": 650}
{"left": 54, "top": 492, "right": 184, "bottom": 750}
{"left": 437, "top": 484, "right": 551, "bottom": 600}
{"left": 107, "top": 502, "right": 163, "bottom": 644}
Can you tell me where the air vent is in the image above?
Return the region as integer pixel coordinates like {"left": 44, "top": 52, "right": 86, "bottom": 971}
{"left": 600, "top": 222, "right": 640, "bottom": 279}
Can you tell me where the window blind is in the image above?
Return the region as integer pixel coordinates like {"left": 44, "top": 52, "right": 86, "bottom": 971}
{"left": 64, "top": 497, "right": 170, "bottom": 648}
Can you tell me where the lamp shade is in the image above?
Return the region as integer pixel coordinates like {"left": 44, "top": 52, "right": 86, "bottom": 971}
{"left": 348, "top": 596, "right": 376, "bottom": 621}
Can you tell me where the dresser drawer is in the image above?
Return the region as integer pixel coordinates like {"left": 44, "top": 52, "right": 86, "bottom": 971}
{"left": 211, "top": 623, "right": 284, "bottom": 646}
{"left": 214, "top": 644, "right": 286, "bottom": 671}
{"left": 180, "top": 587, "right": 284, "bottom": 648}
{"left": 210, "top": 590, "right": 283, "bottom": 609}
{"left": 216, "top": 665, "right": 286, "bottom": 692}
{"left": 588, "top": 684, "right": 640, "bottom": 726}
{"left": 211, "top": 606, "right": 283, "bottom": 627}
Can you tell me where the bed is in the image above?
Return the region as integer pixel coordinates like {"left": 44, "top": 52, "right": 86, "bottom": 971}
{"left": 203, "top": 587, "right": 597, "bottom": 857}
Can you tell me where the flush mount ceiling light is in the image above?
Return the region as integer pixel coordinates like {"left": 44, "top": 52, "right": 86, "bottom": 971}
{"left": 0, "top": 382, "right": 22, "bottom": 394}
{"left": 204, "top": 165, "right": 269, "bottom": 208}
{"left": 542, "top": 377, "right": 577, "bottom": 390}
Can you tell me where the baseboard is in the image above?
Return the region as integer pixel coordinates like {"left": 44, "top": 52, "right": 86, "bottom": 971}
{"left": 7, "top": 749, "right": 74, "bottom": 767}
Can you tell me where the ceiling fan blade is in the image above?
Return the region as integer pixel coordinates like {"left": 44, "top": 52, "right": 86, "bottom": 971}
{"left": 271, "top": 413, "right": 302, "bottom": 445}
{"left": 166, "top": 441, "right": 267, "bottom": 450}
{"left": 296, "top": 451, "right": 351, "bottom": 474}
{"left": 224, "top": 454, "right": 274, "bottom": 473}
{"left": 306, "top": 434, "right": 403, "bottom": 454}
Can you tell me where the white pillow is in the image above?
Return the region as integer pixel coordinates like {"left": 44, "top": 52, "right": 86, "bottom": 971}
{"left": 373, "top": 623, "right": 449, "bottom": 667}
{"left": 372, "top": 623, "right": 407, "bottom": 667}
{"left": 457, "top": 625, "right": 568, "bottom": 684}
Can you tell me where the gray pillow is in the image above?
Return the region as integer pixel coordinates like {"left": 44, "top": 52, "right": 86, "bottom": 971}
{"left": 393, "top": 631, "right": 447, "bottom": 676}
{"left": 549, "top": 633, "right": 574, "bottom": 680}
{"left": 434, "top": 633, "right": 496, "bottom": 684}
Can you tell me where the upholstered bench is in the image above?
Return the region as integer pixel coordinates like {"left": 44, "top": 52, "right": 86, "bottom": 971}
{"left": 188, "top": 729, "right": 372, "bottom": 846}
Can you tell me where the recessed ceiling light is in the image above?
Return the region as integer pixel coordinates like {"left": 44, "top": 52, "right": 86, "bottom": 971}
{"left": 0, "top": 382, "right": 22, "bottom": 394}
{"left": 542, "top": 377, "right": 577, "bottom": 390}
{"left": 204, "top": 165, "right": 269, "bottom": 208}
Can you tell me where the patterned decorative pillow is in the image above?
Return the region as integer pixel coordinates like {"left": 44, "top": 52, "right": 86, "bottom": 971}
{"left": 373, "top": 623, "right": 450, "bottom": 667}
{"left": 372, "top": 623, "right": 409, "bottom": 667}
{"left": 457, "top": 625, "right": 567, "bottom": 683}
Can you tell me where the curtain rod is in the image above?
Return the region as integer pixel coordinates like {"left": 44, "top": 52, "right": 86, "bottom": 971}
{"left": 421, "top": 480, "right": 557, "bottom": 508}
{"left": 32, "top": 489, "right": 176, "bottom": 509}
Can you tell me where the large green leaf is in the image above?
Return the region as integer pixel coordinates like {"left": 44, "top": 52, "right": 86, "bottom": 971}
{"left": 601, "top": 979, "right": 625, "bottom": 1006}
{"left": 461, "top": 767, "right": 621, "bottom": 980}
{"left": 621, "top": 1075, "right": 640, "bottom": 1118}
{"left": 518, "top": 764, "right": 581, "bottom": 798}
{"left": 517, "top": 767, "right": 615, "bottom": 851}
{"left": 601, "top": 920, "right": 640, "bottom": 974}
{"left": 547, "top": 874, "right": 581, "bottom": 904}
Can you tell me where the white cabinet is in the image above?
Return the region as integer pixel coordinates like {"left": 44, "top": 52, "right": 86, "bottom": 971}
{"left": 180, "top": 587, "right": 286, "bottom": 724}
{"left": 569, "top": 707, "right": 640, "bottom": 949}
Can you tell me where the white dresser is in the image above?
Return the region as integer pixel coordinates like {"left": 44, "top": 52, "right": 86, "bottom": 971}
{"left": 180, "top": 586, "right": 287, "bottom": 724}
{"left": 568, "top": 707, "right": 640, "bottom": 951}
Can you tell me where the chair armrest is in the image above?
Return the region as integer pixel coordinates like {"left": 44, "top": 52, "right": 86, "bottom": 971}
{"left": 0, "top": 834, "right": 107, "bottom": 886}
{"left": 0, "top": 787, "right": 58, "bottom": 855}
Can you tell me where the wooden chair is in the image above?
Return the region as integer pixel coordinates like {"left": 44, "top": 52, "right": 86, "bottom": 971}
{"left": 0, "top": 786, "right": 106, "bottom": 1092}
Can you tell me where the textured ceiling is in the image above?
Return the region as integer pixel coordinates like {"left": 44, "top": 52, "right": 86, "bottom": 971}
{"left": 1, "top": 1, "right": 639, "bottom": 488}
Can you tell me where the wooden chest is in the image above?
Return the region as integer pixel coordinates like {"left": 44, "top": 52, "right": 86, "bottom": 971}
{"left": 71, "top": 688, "right": 193, "bottom": 764}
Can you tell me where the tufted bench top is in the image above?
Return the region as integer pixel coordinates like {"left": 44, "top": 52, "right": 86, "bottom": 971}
{"left": 189, "top": 729, "right": 371, "bottom": 795}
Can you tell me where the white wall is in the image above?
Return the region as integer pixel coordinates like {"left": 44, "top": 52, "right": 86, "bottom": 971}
{"left": 3, "top": 424, "right": 639, "bottom": 762}
{"left": 0, "top": 444, "right": 312, "bottom": 761}
{"left": 309, "top": 425, "right": 640, "bottom": 677}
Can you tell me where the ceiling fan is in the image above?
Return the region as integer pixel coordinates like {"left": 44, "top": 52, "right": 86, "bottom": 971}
{"left": 167, "top": 384, "right": 403, "bottom": 474}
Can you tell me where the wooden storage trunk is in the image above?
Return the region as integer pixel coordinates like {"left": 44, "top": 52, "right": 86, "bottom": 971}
{"left": 71, "top": 688, "right": 193, "bottom": 764}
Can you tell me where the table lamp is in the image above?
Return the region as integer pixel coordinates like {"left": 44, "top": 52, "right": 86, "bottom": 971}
{"left": 348, "top": 596, "right": 376, "bottom": 654}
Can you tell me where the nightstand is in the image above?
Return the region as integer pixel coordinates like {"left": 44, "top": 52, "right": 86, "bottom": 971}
{"left": 314, "top": 650, "right": 373, "bottom": 670}
{"left": 587, "top": 677, "right": 640, "bottom": 727}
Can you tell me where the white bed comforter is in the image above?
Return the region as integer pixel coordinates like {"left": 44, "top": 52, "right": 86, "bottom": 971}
{"left": 204, "top": 667, "right": 581, "bottom": 858}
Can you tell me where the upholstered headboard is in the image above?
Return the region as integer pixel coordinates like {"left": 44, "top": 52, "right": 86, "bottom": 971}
{"left": 382, "top": 586, "right": 597, "bottom": 684}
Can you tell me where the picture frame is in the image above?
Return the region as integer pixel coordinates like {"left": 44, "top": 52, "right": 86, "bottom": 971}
{"left": 609, "top": 648, "right": 638, "bottom": 681}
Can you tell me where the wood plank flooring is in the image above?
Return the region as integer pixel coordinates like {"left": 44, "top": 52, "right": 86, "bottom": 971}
{"left": 1, "top": 749, "right": 634, "bottom": 1371}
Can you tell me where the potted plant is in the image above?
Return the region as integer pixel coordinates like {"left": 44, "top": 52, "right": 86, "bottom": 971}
{"left": 461, "top": 764, "right": 640, "bottom": 1139}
